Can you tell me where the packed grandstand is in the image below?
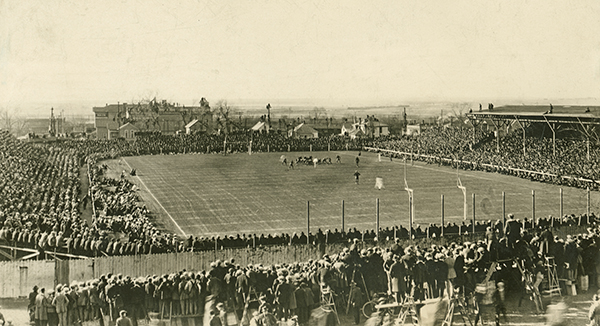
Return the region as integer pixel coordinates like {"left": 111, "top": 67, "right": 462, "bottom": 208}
{"left": 2, "top": 123, "right": 600, "bottom": 325}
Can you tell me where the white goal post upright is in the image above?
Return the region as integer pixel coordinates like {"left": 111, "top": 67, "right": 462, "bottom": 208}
{"left": 404, "top": 159, "right": 414, "bottom": 240}
{"left": 457, "top": 166, "right": 467, "bottom": 220}
{"left": 249, "top": 133, "right": 253, "bottom": 155}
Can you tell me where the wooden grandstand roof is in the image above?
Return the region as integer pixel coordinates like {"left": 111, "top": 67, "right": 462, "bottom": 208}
{"left": 467, "top": 105, "right": 600, "bottom": 125}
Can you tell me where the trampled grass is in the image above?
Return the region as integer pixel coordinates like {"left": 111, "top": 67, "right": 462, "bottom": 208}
{"left": 109, "top": 151, "right": 600, "bottom": 237}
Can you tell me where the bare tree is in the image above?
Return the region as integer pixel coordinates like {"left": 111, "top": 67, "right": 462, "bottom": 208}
{"left": 312, "top": 107, "right": 327, "bottom": 123}
{"left": 215, "top": 100, "right": 232, "bottom": 135}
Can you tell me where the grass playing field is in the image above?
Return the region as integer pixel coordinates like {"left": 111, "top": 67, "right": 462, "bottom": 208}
{"left": 105, "top": 151, "right": 600, "bottom": 237}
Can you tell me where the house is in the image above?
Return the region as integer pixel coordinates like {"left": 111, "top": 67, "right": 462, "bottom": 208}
{"left": 185, "top": 119, "right": 210, "bottom": 134}
{"left": 369, "top": 121, "right": 389, "bottom": 137}
{"left": 346, "top": 127, "right": 365, "bottom": 139}
{"left": 118, "top": 122, "right": 142, "bottom": 140}
{"left": 310, "top": 122, "right": 343, "bottom": 137}
{"left": 289, "top": 123, "right": 318, "bottom": 138}
{"left": 250, "top": 121, "right": 267, "bottom": 132}
{"left": 340, "top": 117, "right": 388, "bottom": 138}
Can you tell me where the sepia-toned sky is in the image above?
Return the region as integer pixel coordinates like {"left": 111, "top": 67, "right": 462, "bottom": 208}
{"left": 1, "top": 0, "right": 599, "bottom": 111}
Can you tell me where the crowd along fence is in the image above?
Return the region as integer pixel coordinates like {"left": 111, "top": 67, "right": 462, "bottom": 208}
{"left": 0, "top": 224, "right": 592, "bottom": 298}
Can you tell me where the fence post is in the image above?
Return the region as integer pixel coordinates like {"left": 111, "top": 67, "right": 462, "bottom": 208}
{"left": 341, "top": 200, "right": 345, "bottom": 234}
{"left": 502, "top": 191, "right": 506, "bottom": 230}
{"left": 588, "top": 187, "right": 591, "bottom": 224}
{"left": 310, "top": 144, "right": 312, "bottom": 152}
{"left": 376, "top": 199, "right": 380, "bottom": 241}
{"left": 532, "top": 190, "right": 535, "bottom": 228}
{"left": 472, "top": 193, "right": 476, "bottom": 240}
{"left": 559, "top": 188, "right": 563, "bottom": 218}
{"left": 307, "top": 201, "right": 310, "bottom": 245}
{"left": 441, "top": 194, "right": 444, "bottom": 238}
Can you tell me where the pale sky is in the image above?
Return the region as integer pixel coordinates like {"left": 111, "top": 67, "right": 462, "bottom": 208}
{"left": 1, "top": 0, "right": 599, "bottom": 113}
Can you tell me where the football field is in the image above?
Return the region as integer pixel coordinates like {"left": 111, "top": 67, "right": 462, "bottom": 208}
{"left": 107, "top": 151, "right": 600, "bottom": 237}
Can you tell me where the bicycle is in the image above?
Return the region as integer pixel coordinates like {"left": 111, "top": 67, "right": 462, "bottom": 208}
{"left": 362, "top": 292, "right": 393, "bottom": 319}
{"left": 362, "top": 292, "right": 419, "bottom": 325}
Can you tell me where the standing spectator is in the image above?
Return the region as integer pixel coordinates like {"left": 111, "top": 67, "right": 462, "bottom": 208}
{"left": 116, "top": 310, "right": 133, "bottom": 326}
{"left": 88, "top": 281, "right": 102, "bottom": 322}
{"left": 348, "top": 281, "right": 364, "bottom": 325}
{"left": 46, "top": 290, "right": 58, "bottom": 326}
{"left": 389, "top": 255, "right": 406, "bottom": 302}
{"left": 77, "top": 283, "right": 89, "bottom": 322}
{"left": 504, "top": 214, "right": 521, "bottom": 250}
{"left": 52, "top": 286, "right": 69, "bottom": 326}
{"left": 208, "top": 309, "right": 222, "bottom": 326}
{"left": 35, "top": 288, "right": 48, "bottom": 326}
{"left": 29, "top": 285, "right": 39, "bottom": 322}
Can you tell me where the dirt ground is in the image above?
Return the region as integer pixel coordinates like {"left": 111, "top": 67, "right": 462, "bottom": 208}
{"left": 1, "top": 288, "right": 597, "bottom": 326}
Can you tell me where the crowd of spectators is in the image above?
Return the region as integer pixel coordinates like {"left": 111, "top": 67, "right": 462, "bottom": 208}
{"left": 372, "top": 126, "right": 600, "bottom": 190}
{"left": 26, "top": 214, "right": 600, "bottom": 325}
{"left": 3, "top": 124, "right": 600, "bottom": 324}
{"left": 1, "top": 127, "right": 600, "bottom": 260}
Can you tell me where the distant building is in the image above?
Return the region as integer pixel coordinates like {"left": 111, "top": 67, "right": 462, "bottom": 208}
{"left": 118, "top": 122, "right": 142, "bottom": 140}
{"left": 185, "top": 119, "right": 211, "bottom": 134}
{"left": 341, "top": 117, "right": 388, "bottom": 138}
{"left": 310, "top": 122, "right": 343, "bottom": 137}
{"left": 93, "top": 104, "right": 121, "bottom": 140}
{"left": 250, "top": 121, "right": 268, "bottom": 133}
{"left": 369, "top": 120, "right": 389, "bottom": 137}
{"left": 156, "top": 112, "right": 185, "bottom": 135}
{"left": 406, "top": 124, "right": 421, "bottom": 136}
{"left": 93, "top": 103, "right": 189, "bottom": 139}
{"left": 289, "top": 123, "right": 318, "bottom": 138}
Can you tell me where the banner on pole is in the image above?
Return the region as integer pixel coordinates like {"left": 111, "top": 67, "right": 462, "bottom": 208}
{"left": 375, "top": 177, "right": 384, "bottom": 190}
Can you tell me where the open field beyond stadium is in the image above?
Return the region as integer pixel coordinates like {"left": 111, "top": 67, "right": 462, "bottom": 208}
{"left": 105, "top": 151, "right": 600, "bottom": 237}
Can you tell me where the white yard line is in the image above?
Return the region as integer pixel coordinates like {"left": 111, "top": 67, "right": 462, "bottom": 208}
{"left": 121, "top": 158, "right": 187, "bottom": 236}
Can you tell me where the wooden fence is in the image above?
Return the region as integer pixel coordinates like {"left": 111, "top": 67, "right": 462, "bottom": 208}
{"left": 0, "top": 260, "right": 56, "bottom": 298}
{"left": 0, "top": 245, "right": 320, "bottom": 298}
{"left": 84, "top": 245, "right": 320, "bottom": 279}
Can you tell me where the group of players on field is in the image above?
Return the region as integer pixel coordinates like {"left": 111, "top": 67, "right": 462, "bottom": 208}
{"left": 280, "top": 155, "right": 343, "bottom": 169}
{"left": 279, "top": 153, "right": 365, "bottom": 186}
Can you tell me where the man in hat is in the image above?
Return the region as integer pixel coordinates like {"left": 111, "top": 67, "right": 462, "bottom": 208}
{"left": 116, "top": 310, "right": 132, "bottom": 326}
{"left": 52, "top": 286, "right": 69, "bottom": 326}
{"left": 28, "top": 285, "right": 39, "bottom": 322}
{"left": 207, "top": 309, "right": 222, "bottom": 326}
{"left": 35, "top": 288, "right": 48, "bottom": 326}
{"left": 348, "top": 281, "right": 364, "bottom": 325}
{"left": 504, "top": 214, "right": 521, "bottom": 250}
{"left": 216, "top": 302, "right": 227, "bottom": 326}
